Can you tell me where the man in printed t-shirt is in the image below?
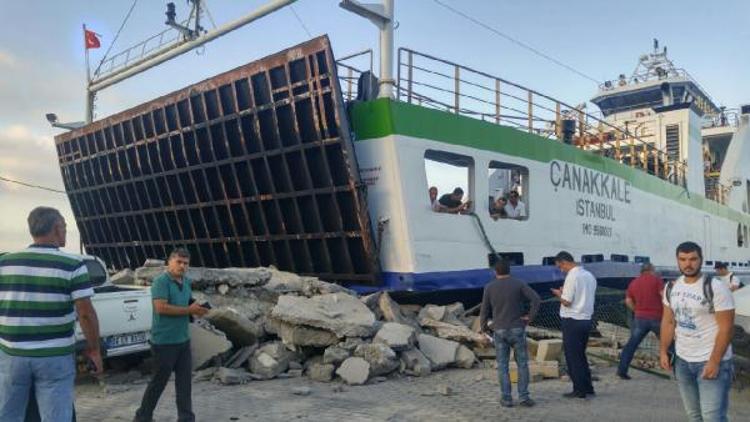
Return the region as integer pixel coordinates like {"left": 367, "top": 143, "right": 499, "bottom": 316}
{"left": 660, "top": 241, "right": 735, "bottom": 422}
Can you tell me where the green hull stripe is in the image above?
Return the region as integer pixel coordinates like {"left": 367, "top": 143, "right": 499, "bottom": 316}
{"left": 350, "top": 99, "right": 750, "bottom": 223}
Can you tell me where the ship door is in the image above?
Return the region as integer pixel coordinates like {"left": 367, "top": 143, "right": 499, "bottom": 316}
{"left": 703, "top": 216, "right": 711, "bottom": 255}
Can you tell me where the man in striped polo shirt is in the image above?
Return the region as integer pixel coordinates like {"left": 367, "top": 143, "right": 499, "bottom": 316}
{"left": 0, "top": 207, "right": 102, "bottom": 422}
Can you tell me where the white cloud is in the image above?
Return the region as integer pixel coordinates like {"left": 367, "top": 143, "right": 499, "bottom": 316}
{"left": 0, "top": 50, "right": 16, "bottom": 67}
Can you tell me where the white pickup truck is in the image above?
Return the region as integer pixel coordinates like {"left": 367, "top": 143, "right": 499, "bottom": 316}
{"left": 74, "top": 255, "right": 153, "bottom": 357}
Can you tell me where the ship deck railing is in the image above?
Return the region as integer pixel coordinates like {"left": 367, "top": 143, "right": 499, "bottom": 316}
{"left": 336, "top": 48, "right": 736, "bottom": 205}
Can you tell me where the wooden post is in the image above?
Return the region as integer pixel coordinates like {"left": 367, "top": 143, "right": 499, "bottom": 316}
{"left": 555, "top": 102, "right": 561, "bottom": 140}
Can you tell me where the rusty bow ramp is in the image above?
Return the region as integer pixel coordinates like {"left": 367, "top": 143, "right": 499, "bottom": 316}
{"left": 54, "top": 36, "right": 379, "bottom": 286}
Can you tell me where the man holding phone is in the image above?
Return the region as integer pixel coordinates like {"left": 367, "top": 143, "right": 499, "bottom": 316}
{"left": 134, "top": 248, "right": 208, "bottom": 422}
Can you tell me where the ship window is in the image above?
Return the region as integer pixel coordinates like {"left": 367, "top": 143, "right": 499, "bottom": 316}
{"left": 738, "top": 223, "right": 743, "bottom": 247}
{"left": 488, "top": 161, "right": 529, "bottom": 220}
{"left": 665, "top": 124, "right": 680, "bottom": 162}
{"left": 424, "top": 150, "right": 474, "bottom": 214}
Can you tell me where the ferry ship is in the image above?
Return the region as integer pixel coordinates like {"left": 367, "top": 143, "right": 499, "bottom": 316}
{"left": 53, "top": 1, "right": 750, "bottom": 295}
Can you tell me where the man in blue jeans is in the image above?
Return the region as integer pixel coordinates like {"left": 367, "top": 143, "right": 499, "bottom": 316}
{"left": 0, "top": 207, "right": 103, "bottom": 421}
{"left": 479, "top": 258, "right": 540, "bottom": 408}
{"left": 660, "top": 242, "right": 735, "bottom": 422}
{"left": 617, "top": 263, "right": 664, "bottom": 379}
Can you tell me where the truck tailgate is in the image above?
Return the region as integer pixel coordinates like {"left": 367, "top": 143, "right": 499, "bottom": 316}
{"left": 75, "top": 286, "right": 152, "bottom": 355}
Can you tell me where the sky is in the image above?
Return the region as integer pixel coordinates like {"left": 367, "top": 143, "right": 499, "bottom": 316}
{"left": 0, "top": 0, "right": 748, "bottom": 254}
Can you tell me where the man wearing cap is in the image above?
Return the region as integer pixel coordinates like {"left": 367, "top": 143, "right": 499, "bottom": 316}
{"left": 714, "top": 262, "right": 742, "bottom": 292}
{"left": 617, "top": 263, "right": 664, "bottom": 379}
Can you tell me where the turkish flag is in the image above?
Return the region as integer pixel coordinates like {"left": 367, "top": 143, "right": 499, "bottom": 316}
{"left": 84, "top": 29, "right": 100, "bottom": 49}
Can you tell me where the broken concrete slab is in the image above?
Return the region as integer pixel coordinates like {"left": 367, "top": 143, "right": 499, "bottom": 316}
{"left": 472, "top": 345, "right": 496, "bottom": 359}
{"left": 225, "top": 345, "right": 258, "bottom": 369}
{"left": 399, "top": 348, "right": 432, "bottom": 377}
{"left": 443, "top": 303, "right": 465, "bottom": 325}
{"left": 307, "top": 363, "right": 335, "bottom": 382}
{"left": 206, "top": 308, "right": 263, "bottom": 347}
{"left": 277, "top": 320, "right": 338, "bottom": 348}
{"left": 193, "top": 367, "right": 217, "bottom": 383}
{"left": 111, "top": 268, "right": 135, "bottom": 285}
{"left": 263, "top": 269, "right": 355, "bottom": 297}
{"left": 455, "top": 344, "right": 476, "bottom": 369}
{"left": 189, "top": 323, "right": 233, "bottom": 370}
{"left": 419, "top": 318, "right": 486, "bottom": 344}
{"left": 536, "top": 339, "right": 563, "bottom": 362}
{"left": 354, "top": 343, "right": 399, "bottom": 376}
{"left": 216, "top": 367, "right": 252, "bottom": 385}
{"left": 190, "top": 267, "right": 272, "bottom": 290}
{"left": 323, "top": 346, "right": 351, "bottom": 366}
{"left": 373, "top": 322, "right": 416, "bottom": 351}
{"left": 417, "top": 334, "right": 459, "bottom": 370}
{"left": 271, "top": 293, "right": 376, "bottom": 338}
{"left": 336, "top": 357, "right": 370, "bottom": 385}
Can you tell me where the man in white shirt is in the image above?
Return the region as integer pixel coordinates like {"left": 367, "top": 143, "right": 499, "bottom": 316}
{"left": 661, "top": 242, "right": 735, "bottom": 421}
{"left": 551, "top": 251, "right": 597, "bottom": 399}
{"left": 504, "top": 191, "right": 526, "bottom": 220}
{"left": 714, "top": 261, "right": 741, "bottom": 291}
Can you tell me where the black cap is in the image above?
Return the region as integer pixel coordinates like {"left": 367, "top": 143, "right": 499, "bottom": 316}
{"left": 714, "top": 261, "right": 727, "bottom": 269}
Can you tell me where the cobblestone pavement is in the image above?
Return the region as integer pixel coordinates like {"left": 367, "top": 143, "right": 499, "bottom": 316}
{"left": 76, "top": 364, "right": 750, "bottom": 422}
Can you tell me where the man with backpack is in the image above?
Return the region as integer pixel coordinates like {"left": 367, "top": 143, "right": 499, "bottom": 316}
{"left": 660, "top": 241, "right": 735, "bottom": 422}
{"left": 714, "top": 262, "right": 742, "bottom": 292}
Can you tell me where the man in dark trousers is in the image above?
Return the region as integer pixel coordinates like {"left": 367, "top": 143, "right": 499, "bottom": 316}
{"left": 551, "top": 251, "right": 597, "bottom": 399}
{"left": 480, "top": 258, "right": 541, "bottom": 408}
{"left": 134, "top": 248, "right": 208, "bottom": 422}
{"left": 617, "top": 263, "right": 664, "bottom": 379}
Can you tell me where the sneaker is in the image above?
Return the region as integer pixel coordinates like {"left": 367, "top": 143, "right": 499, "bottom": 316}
{"left": 500, "top": 400, "right": 514, "bottom": 408}
{"left": 585, "top": 390, "right": 596, "bottom": 397}
{"left": 617, "top": 373, "right": 631, "bottom": 380}
{"left": 519, "top": 399, "right": 536, "bottom": 407}
{"left": 562, "top": 391, "right": 587, "bottom": 399}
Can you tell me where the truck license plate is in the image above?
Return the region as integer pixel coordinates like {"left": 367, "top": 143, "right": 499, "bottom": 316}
{"left": 106, "top": 332, "right": 148, "bottom": 349}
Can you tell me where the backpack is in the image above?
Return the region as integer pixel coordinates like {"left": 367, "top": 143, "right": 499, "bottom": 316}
{"left": 665, "top": 276, "right": 715, "bottom": 314}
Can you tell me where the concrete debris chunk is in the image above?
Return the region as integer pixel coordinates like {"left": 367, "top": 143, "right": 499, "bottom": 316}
{"left": 373, "top": 323, "right": 416, "bottom": 351}
{"left": 271, "top": 293, "right": 376, "bottom": 338}
{"left": 455, "top": 344, "right": 476, "bottom": 369}
{"left": 135, "top": 266, "right": 164, "bottom": 285}
{"left": 277, "top": 320, "right": 338, "bottom": 348}
{"left": 379, "top": 292, "right": 419, "bottom": 329}
{"left": 110, "top": 269, "right": 135, "bottom": 285}
{"left": 291, "top": 386, "right": 312, "bottom": 396}
{"left": 354, "top": 343, "right": 399, "bottom": 376}
{"left": 190, "top": 323, "right": 233, "bottom": 371}
{"left": 443, "top": 303, "right": 465, "bottom": 325}
{"left": 143, "top": 259, "right": 165, "bottom": 267}
{"left": 225, "top": 345, "right": 258, "bottom": 369}
{"left": 417, "top": 334, "right": 459, "bottom": 370}
{"left": 193, "top": 367, "right": 217, "bottom": 383}
{"left": 323, "top": 346, "right": 351, "bottom": 366}
{"left": 263, "top": 268, "right": 355, "bottom": 297}
{"left": 360, "top": 292, "right": 384, "bottom": 320}
{"left": 419, "top": 318, "right": 486, "bottom": 344}
{"left": 418, "top": 305, "right": 446, "bottom": 322}
{"left": 399, "top": 348, "right": 432, "bottom": 377}
{"left": 307, "top": 363, "right": 335, "bottom": 382}
{"left": 338, "top": 337, "right": 365, "bottom": 352}
{"left": 336, "top": 357, "right": 370, "bottom": 385}
{"left": 206, "top": 308, "right": 263, "bottom": 347}
{"left": 248, "top": 341, "right": 297, "bottom": 380}
{"left": 216, "top": 367, "right": 252, "bottom": 385}
{"left": 535, "top": 339, "right": 563, "bottom": 362}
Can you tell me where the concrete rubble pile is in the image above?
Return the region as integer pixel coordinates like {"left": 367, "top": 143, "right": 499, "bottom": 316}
{"left": 129, "top": 261, "right": 563, "bottom": 386}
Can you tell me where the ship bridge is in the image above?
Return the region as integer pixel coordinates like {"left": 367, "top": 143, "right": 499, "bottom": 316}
{"left": 591, "top": 40, "right": 720, "bottom": 118}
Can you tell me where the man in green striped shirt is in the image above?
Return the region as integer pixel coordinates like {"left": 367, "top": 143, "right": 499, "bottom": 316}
{"left": 0, "top": 207, "right": 102, "bottom": 422}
